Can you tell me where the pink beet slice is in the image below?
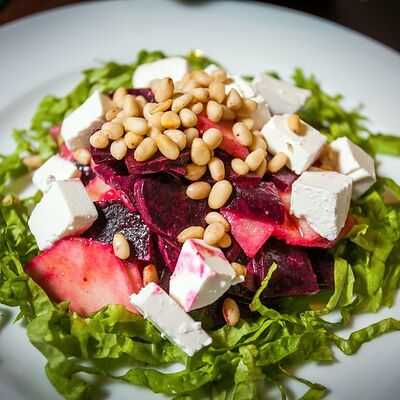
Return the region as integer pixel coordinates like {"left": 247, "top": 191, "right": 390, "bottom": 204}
{"left": 25, "top": 238, "right": 142, "bottom": 316}
{"left": 221, "top": 210, "right": 274, "bottom": 258}
{"left": 197, "top": 115, "right": 249, "bottom": 160}
{"left": 86, "top": 176, "right": 120, "bottom": 202}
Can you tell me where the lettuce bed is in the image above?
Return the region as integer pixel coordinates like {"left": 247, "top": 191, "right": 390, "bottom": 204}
{"left": 1, "top": 50, "right": 400, "bottom": 400}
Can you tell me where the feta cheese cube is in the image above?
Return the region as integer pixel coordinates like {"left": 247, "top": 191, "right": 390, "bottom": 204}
{"left": 169, "top": 239, "right": 235, "bottom": 312}
{"left": 262, "top": 115, "right": 327, "bottom": 174}
{"left": 130, "top": 283, "right": 212, "bottom": 356}
{"left": 252, "top": 74, "right": 311, "bottom": 115}
{"left": 330, "top": 137, "right": 376, "bottom": 199}
{"left": 28, "top": 180, "right": 98, "bottom": 250}
{"left": 132, "top": 57, "right": 190, "bottom": 87}
{"left": 32, "top": 154, "right": 81, "bottom": 192}
{"left": 290, "top": 171, "right": 352, "bottom": 240}
{"left": 61, "top": 90, "right": 112, "bottom": 151}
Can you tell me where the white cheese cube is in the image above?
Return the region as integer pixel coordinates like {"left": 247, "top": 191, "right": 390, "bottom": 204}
{"left": 290, "top": 171, "right": 352, "bottom": 240}
{"left": 130, "top": 283, "right": 212, "bottom": 356}
{"left": 28, "top": 180, "right": 98, "bottom": 250}
{"left": 32, "top": 154, "right": 81, "bottom": 192}
{"left": 330, "top": 137, "right": 376, "bottom": 199}
{"left": 132, "top": 57, "right": 190, "bottom": 87}
{"left": 60, "top": 90, "right": 112, "bottom": 151}
{"left": 262, "top": 115, "right": 327, "bottom": 174}
{"left": 252, "top": 74, "right": 311, "bottom": 115}
{"left": 169, "top": 239, "right": 235, "bottom": 312}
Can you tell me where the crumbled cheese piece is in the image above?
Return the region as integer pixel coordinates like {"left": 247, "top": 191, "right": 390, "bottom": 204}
{"left": 261, "top": 114, "right": 327, "bottom": 174}
{"left": 252, "top": 74, "right": 311, "bottom": 115}
{"left": 32, "top": 154, "right": 81, "bottom": 192}
{"left": 61, "top": 90, "right": 112, "bottom": 151}
{"left": 132, "top": 57, "right": 190, "bottom": 87}
{"left": 130, "top": 283, "right": 212, "bottom": 356}
{"left": 290, "top": 171, "right": 352, "bottom": 240}
{"left": 28, "top": 180, "right": 98, "bottom": 250}
{"left": 330, "top": 137, "right": 376, "bottom": 199}
{"left": 169, "top": 239, "right": 235, "bottom": 312}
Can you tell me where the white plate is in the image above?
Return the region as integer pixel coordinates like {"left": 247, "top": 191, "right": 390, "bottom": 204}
{"left": 0, "top": 1, "right": 399, "bottom": 399}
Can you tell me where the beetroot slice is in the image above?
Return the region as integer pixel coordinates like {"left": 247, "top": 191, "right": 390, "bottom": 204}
{"left": 134, "top": 174, "right": 210, "bottom": 238}
{"left": 125, "top": 149, "right": 190, "bottom": 176}
{"left": 265, "top": 166, "right": 299, "bottom": 192}
{"left": 157, "top": 235, "right": 182, "bottom": 272}
{"left": 244, "top": 239, "right": 319, "bottom": 298}
{"left": 307, "top": 248, "right": 334, "bottom": 288}
{"left": 223, "top": 181, "right": 285, "bottom": 225}
{"left": 108, "top": 88, "right": 155, "bottom": 102}
{"left": 84, "top": 201, "right": 154, "bottom": 262}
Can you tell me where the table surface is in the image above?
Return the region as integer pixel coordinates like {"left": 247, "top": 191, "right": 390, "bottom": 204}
{"left": 0, "top": 0, "right": 399, "bottom": 52}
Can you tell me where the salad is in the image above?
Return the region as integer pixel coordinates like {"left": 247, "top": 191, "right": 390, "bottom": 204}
{"left": 1, "top": 50, "right": 400, "bottom": 400}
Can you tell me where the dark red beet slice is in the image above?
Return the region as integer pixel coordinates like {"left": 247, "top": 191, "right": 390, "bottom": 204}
{"left": 222, "top": 235, "right": 244, "bottom": 263}
{"left": 84, "top": 201, "right": 154, "bottom": 262}
{"left": 90, "top": 146, "right": 120, "bottom": 165}
{"left": 265, "top": 166, "right": 299, "bottom": 192}
{"left": 244, "top": 239, "right": 319, "bottom": 298}
{"left": 108, "top": 88, "right": 155, "bottom": 103}
{"left": 223, "top": 181, "right": 285, "bottom": 225}
{"left": 157, "top": 235, "right": 182, "bottom": 272}
{"left": 134, "top": 174, "right": 210, "bottom": 238}
{"left": 125, "top": 149, "right": 190, "bottom": 176}
{"left": 307, "top": 248, "right": 334, "bottom": 288}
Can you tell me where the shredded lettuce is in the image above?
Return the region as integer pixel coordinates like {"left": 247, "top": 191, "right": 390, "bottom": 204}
{"left": 1, "top": 50, "right": 400, "bottom": 399}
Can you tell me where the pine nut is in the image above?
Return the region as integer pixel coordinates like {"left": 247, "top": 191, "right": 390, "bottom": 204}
{"left": 90, "top": 130, "right": 109, "bottom": 149}
{"left": 208, "top": 180, "right": 233, "bottom": 209}
{"left": 222, "top": 298, "right": 240, "bottom": 326}
{"left": 111, "top": 117, "right": 125, "bottom": 127}
{"left": 255, "top": 157, "right": 267, "bottom": 178}
{"left": 232, "top": 122, "right": 253, "bottom": 146}
{"left": 113, "top": 87, "right": 128, "bottom": 108}
{"left": 151, "top": 99, "right": 173, "bottom": 113}
{"left": 253, "top": 129, "right": 263, "bottom": 137}
{"left": 192, "top": 71, "right": 213, "bottom": 87}
{"left": 172, "top": 93, "right": 194, "bottom": 113}
{"left": 124, "top": 117, "right": 148, "bottom": 136}
{"left": 205, "top": 212, "right": 230, "bottom": 232}
{"left": 105, "top": 107, "right": 121, "bottom": 121}
{"left": 116, "top": 110, "right": 128, "bottom": 122}
{"left": 231, "top": 158, "right": 250, "bottom": 176}
{"left": 209, "top": 81, "right": 226, "bottom": 103}
{"left": 206, "top": 100, "right": 223, "bottom": 123}
{"left": 175, "top": 72, "right": 191, "bottom": 91}
{"left": 184, "top": 128, "right": 199, "bottom": 147}
{"left": 203, "top": 128, "right": 223, "bottom": 150}
{"left": 102, "top": 121, "right": 124, "bottom": 140}
{"left": 226, "top": 88, "right": 243, "bottom": 110}
{"left": 231, "top": 262, "right": 247, "bottom": 280}
{"left": 218, "top": 233, "right": 232, "bottom": 248}
{"left": 204, "top": 222, "right": 225, "bottom": 245}
{"left": 135, "top": 95, "right": 147, "bottom": 111}
{"left": 161, "top": 111, "right": 181, "bottom": 130}
{"left": 288, "top": 114, "right": 304, "bottom": 135}
{"left": 149, "top": 78, "right": 161, "bottom": 91}
{"left": 221, "top": 105, "right": 235, "bottom": 121}
{"left": 143, "top": 103, "right": 158, "bottom": 120}
{"left": 148, "top": 127, "right": 162, "bottom": 140}
{"left": 110, "top": 138, "right": 128, "bottom": 160}
{"left": 183, "top": 80, "right": 201, "bottom": 92}
{"left": 191, "top": 88, "right": 209, "bottom": 103}
{"left": 155, "top": 134, "right": 180, "bottom": 160}
{"left": 113, "top": 232, "right": 130, "bottom": 260}
{"left": 123, "top": 95, "right": 141, "bottom": 117}
{"left": 245, "top": 148, "right": 266, "bottom": 171}
{"left": 177, "top": 226, "right": 205, "bottom": 243}
{"left": 184, "top": 163, "right": 207, "bottom": 181}
{"left": 22, "top": 155, "right": 43, "bottom": 168}
{"left": 143, "top": 264, "right": 159, "bottom": 286}
{"left": 211, "top": 69, "right": 227, "bottom": 83}
{"left": 124, "top": 132, "right": 144, "bottom": 149}
{"left": 73, "top": 148, "right": 91, "bottom": 165}
{"left": 134, "top": 137, "right": 158, "bottom": 162}
{"left": 236, "top": 99, "right": 258, "bottom": 117}
{"left": 191, "top": 138, "right": 211, "bottom": 166}
{"left": 154, "top": 77, "right": 174, "bottom": 102}
{"left": 268, "top": 152, "right": 288, "bottom": 173}
{"left": 179, "top": 108, "right": 198, "bottom": 128}
{"left": 148, "top": 111, "right": 164, "bottom": 130}
{"left": 240, "top": 117, "right": 255, "bottom": 130}
{"left": 249, "top": 135, "right": 267, "bottom": 152}
{"left": 164, "top": 129, "right": 187, "bottom": 150}
{"left": 186, "top": 181, "right": 212, "bottom": 200}
{"left": 208, "top": 157, "right": 225, "bottom": 181}
{"left": 190, "top": 102, "right": 204, "bottom": 115}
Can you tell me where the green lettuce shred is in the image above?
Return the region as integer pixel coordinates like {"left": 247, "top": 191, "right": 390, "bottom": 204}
{"left": 1, "top": 50, "right": 400, "bottom": 399}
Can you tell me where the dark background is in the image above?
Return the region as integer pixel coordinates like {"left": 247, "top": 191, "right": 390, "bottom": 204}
{"left": 0, "top": 0, "right": 399, "bottom": 52}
